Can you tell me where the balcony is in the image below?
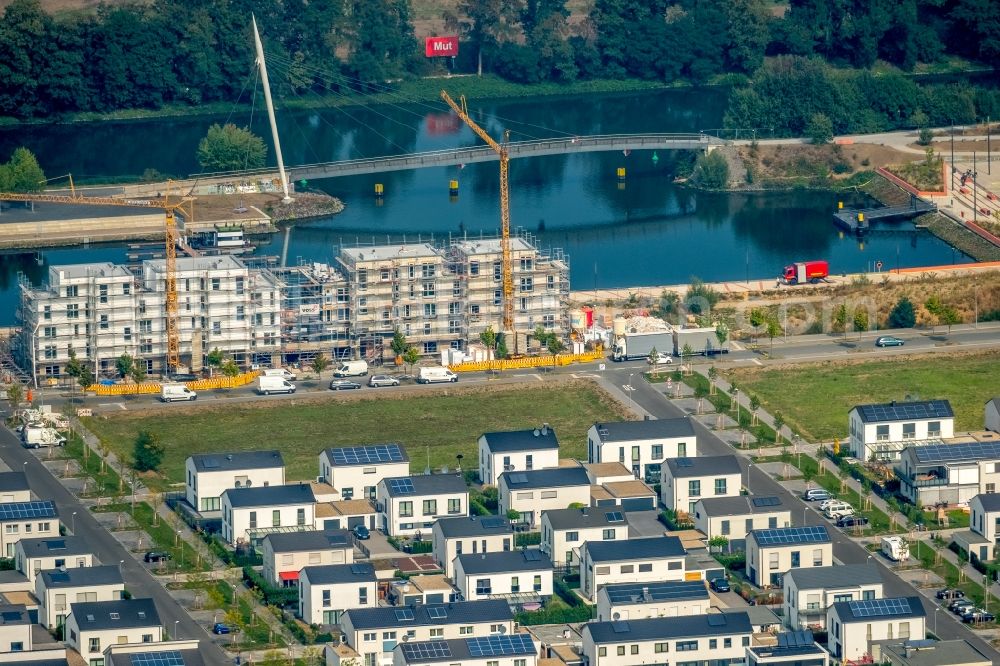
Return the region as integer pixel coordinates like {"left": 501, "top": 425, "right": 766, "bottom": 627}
{"left": 895, "top": 466, "right": 950, "bottom": 487}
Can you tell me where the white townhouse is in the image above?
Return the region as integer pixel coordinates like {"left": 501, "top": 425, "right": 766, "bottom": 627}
{"left": 478, "top": 425, "right": 560, "bottom": 487}
{"left": 580, "top": 536, "right": 688, "bottom": 601}
{"left": 394, "top": 635, "right": 539, "bottom": 666}
{"left": 498, "top": 467, "right": 592, "bottom": 528}
{"left": 0, "top": 472, "right": 30, "bottom": 502}
{"left": 540, "top": 507, "right": 629, "bottom": 566}
{"left": 0, "top": 500, "right": 59, "bottom": 558}
{"left": 661, "top": 455, "right": 741, "bottom": 515}
{"left": 377, "top": 474, "right": 469, "bottom": 537}
{"left": 746, "top": 525, "right": 833, "bottom": 588}
{"left": 37, "top": 565, "right": 125, "bottom": 630}
{"left": 261, "top": 529, "right": 353, "bottom": 587}
{"left": 432, "top": 515, "right": 514, "bottom": 580}
{"left": 783, "top": 564, "right": 883, "bottom": 630}
{"left": 896, "top": 440, "right": 1000, "bottom": 508}
{"left": 827, "top": 597, "right": 926, "bottom": 662}
{"left": 66, "top": 598, "right": 163, "bottom": 666}
{"left": 221, "top": 483, "right": 316, "bottom": 546}
{"left": 453, "top": 550, "right": 554, "bottom": 603}
{"left": 299, "top": 563, "right": 377, "bottom": 626}
{"left": 319, "top": 444, "right": 411, "bottom": 500}
{"left": 957, "top": 493, "right": 1000, "bottom": 562}
{"left": 849, "top": 400, "right": 954, "bottom": 462}
{"left": 103, "top": 640, "right": 202, "bottom": 666}
{"left": 340, "top": 599, "right": 514, "bottom": 666}
{"left": 746, "top": 631, "right": 831, "bottom": 666}
{"left": 582, "top": 613, "right": 753, "bottom": 666}
{"left": 596, "top": 579, "right": 710, "bottom": 622}
{"left": 185, "top": 450, "right": 285, "bottom": 515}
{"left": 693, "top": 495, "right": 791, "bottom": 547}
{"left": 587, "top": 417, "right": 697, "bottom": 484}
{"left": 0, "top": 604, "right": 33, "bottom": 656}
{"left": 986, "top": 397, "right": 1000, "bottom": 433}
{"left": 15, "top": 535, "right": 94, "bottom": 584}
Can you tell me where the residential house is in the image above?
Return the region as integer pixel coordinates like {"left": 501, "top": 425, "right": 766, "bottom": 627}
{"left": 37, "top": 565, "right": 125, "bottom": 630}
{"left": 590, "top": 479, "right": 659, "bottom": 513}
{"left": 184, "top": 450, "right": 285, "bottom": 515}
{"left": 432, "top": 516, "right": 514, "bottom": 579}
{"left": 103, "top": 639, "right": 202, "bottom": 666}
{"left": 0, "top": 500, "right": 59, "bottom": 558}
{"left": 317, "top": 499, "right": 378, "bottom": 532}
{"left": 220, "top": 484, "right": 316, "bottom": 546}
{"left": 586, "top": 417, "right": 697, "bottom": 483}
{"left": 849, "top": 400, "right": 954, "bottom": 462}
{"left": 827, "top": 597, "right": 926, "bottom": 662}
{"left": 65, "top": 598, "right": 163, "bottom": 666}
{"left": 661, "top": 456, "right": 741, "bottom": 515}
{"left": 953, "top": 493, "right": 1000, "bottom": 563}
{"left": 873, "top": 638, "right": 991, "bottom": 666}
{"left": 746, "top": 631, "right": 830, "bottom": 666}
{"left": 319, "top": 444, "right": 411, "bottom": 500}
{"left": 453, "top": 550, "right": 554, "bottom": 603}
{"left": 782, "top": 564, "right": 883, "bottom": 630}
{"left": 498, "top": 468, "right": 592, "bottom": 528}
{"left": 340, "top": 599, "right": 514, "bottom": 666}
{"left": 582, "top": 463, "right": 636, "bottom": 485}
{"left": 387, "top": 574, "right": 456, "bottom": 607}
{"left": 746, "top": 526, "right": 833, "bottom": 588}
{"left": 394, "top": 635, "right": 539, "bottom": 666}
{"left": 539, "top": 507, "right": 629, "bottom": 566}
{"left": 896, "top": 441, "right": 1000, "bottom": 507}
{"left": 693, "top": 496, "right": 791, "bottom": 548}
{"left": 261, "top": 529, "right": 353, "bottom": 587}
{"left": 15, "top": 536, "right": 94, "bottom": 584}
{"left": 0, "top": 604, "right": 32, "bottom": 655}
{"left": 580, "top": 536, "right": 687, "bottom": 601}
{"left": 376, "top": 475, "right": 469, "bottom": 538}
{"left": 595, "top": 580, "right": 710, "bottom": 621}
{"left": 581, "top": 613, "right": 753, "bottom": 666}
{"left": 0, "top": 472, "right": 30, "bottom": 503}
{"left": 986, "top": 398, "right": 1000, "bottom": 433}
{"left": 478, "top": 426, "right": 560, "bottom": 486}
{"left": 299, "top": 563, "right": 377, "bottom": 625}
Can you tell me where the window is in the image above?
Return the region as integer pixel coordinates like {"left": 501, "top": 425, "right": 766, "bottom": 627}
{"left": 249, "top": 511, "right": 257, "bottom": 529}
{"left": 638, "top": 563, "right": 652, "bottom": 572}
{"left": 598, "top": 648, "right": 607, "bottom": 657}
{"left": 724, "top": 638, "right": 732, "bottom": 648}
{"left": 791, "top": 551, "right": 800, "bottom": 567}
{"left": 459, "top": 626, "right": 473, "bottom": 635}
{"left": 89, "top": 637, "right": 101, "bottom": 653}
{"left": 688, "top": 480, "right": 701, "bottom": 497}
{"left": 902, "top": 422, "right": 916, "bottom": 439}
{"left": 651, "top": 444, "right": 663, "bottom": 459}
{"left": 423, "top": 284, "right": 436, "bottom": 299}
{"left": 566, "top": 531, "right": 579, "bottom": 543}
{"left": 43, "top": 305, "right": 51, "bottom": 320}
{"left": 813, "top": 548, "right": 824, "bottom": 566}
{"left": 448, "top": 498, "right": 461, "bottom": 514}
{"left": 44, "top": 345, "right": 57, "bottom": 360}
{"left": 297, "top": 508, "right": 306, "bottom": 525}
{"left": 211, "top": 278, "right": 221, "bottom": 290}
{"left": 272, "top": 509, "right": 281, "bottom": 527}
{"left": 519, "top": 277, "right": 533, "bottom": 292}
{"left": 493, "top": 290, "right": 502, "bottom": 306}
{"left": 399, "top": 502, "right": 413, "bottom": 517}
{"left": 928, "top": 421, "right": 941, "bottom": 437}
{"left": 139, "top": 320, "right": 152, "bottom": 334}
{"left": 123, "top": 327, "right": 131, "bottom": 342}
{"left": 875, "top": 425, "right": 890, "bottom": 441}
{"left": 667, "top": 561, "right": 682, "bottom": 570}
{"left": 65, "top": 285, "right": 78, "bottom": 297}
{"left": 66, "top": 303, "right": 79, "bottom": 319}
{"left": 10, "top": 641, "right": 23, "bottom": 651}
{"left": 709, "top": 639, "right": 717, "bottom": 649}
{"left": 677, "top": 640, "right": 698, "bottom": 651}
{"left": 620, "top": 564, "right": 634, "bottom": 574}
{"left": 236, "top": 305, "right": 245, "bottom": 322}
{"left": 540, "top": 491, "right": 557, "bottom": 499}
{"left": 43, "top": 326, "right": 56, "bottom": 338}
{"left": 678, "top": 442, "right": 687, "bottom": 457}
{"left": 322, "top": 590, "right": 331, "bottom": 607}
{"left": 520, "top": 258, "right": 533, "bottom": 271}
{"left": 714, "top": 478, "right": 727, "bottom": 495}
{"left": 595, "top": 566, "right": 610, "bottom": 575}
{"left": 511, "top": 576, "right": 520, "bottom": 593}
{"left": 533, "top": 575, "right": 542, "bottom": 591}
{"left": 422, "top": 500, "right": 437, "bottom": 516}
{"left": 475, "top": 579, "right": 491, "bottom": 595}
{"left": 99, "top": 284, "right": 108, "bottom": 303}
{"left": 988, "top": 483, "right": 996, "bottom": 494}
{"left": 602, "top": 529, "right": 615, "bottom": 540}
{"left": 655, "top": 642, "right": 669, "bottom": 653}
{"left": 359, "top": 587, "right": 368, "bottom": 605}
{"left": 142, "top": 634, "right": 153, "bottom": 643}
{"left": 470, "top": 262, "right": 480, "bottom": 275}
{"left": 721, "top": 520, "right": 731, "bottom": 535}
{"left": 617, "top": 646, "right": 625, "bottom": 656}
{"left": 514, "top": 660, "right": 526, "bottom": 666}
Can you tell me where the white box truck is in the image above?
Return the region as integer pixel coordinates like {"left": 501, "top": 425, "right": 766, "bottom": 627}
{"left": 881, "top": 536, "right": 909, "bottom": 562}
{"left": 417, "top": 367, "right": 458, "bottom": 384}
{"left": 672, "top": 326, "right": 730, "bottom": 357}
{"left": 257, "top": 376, "right": 296, "bottom": 395}
{"left": 161, "top": 383, "right": 197, "bottom": 402}
{"left": 333, "top": 360, "right": 369, "bottom": 377}
{"left": 611, "top": 331, "right": 673, "bottom": 362}
{"left": 262, "top": 368, "right": 297, "bottom": 381}
{"left": 21, "top": 423, "right": 67, "bottom": 448}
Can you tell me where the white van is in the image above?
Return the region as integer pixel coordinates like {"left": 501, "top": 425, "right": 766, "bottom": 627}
{"left": 417, "top": 366, "right": 458, "bottom": 384}
{"left": 263, "top": 368, "right": 297, "bottom": 381}
{"left": 257, "top": 376, "right": 296, "bottom": 395}
{"left": 333, "top": 360, "right": 369, "bottom": 377}
{"left": 161, "top": 383, "right": 197, "bottom": 402}
{"left": 823, "top": 501, "right": 854, "bottom": 519}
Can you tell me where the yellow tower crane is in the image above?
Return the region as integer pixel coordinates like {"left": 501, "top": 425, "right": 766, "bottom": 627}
{"left": 0, "top": 176, "right": 192, "bottom": 371}
{"left": 440, "top": 91, "right": 514, "bottom": 333}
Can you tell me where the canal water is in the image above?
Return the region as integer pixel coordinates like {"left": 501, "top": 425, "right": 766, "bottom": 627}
{"left": 0, "top": 88, "right": 969, "bottom": 323}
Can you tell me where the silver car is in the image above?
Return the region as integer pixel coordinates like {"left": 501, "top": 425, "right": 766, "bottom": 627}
{"left": 368, "top": 374, "right": 400, "bottom": 388}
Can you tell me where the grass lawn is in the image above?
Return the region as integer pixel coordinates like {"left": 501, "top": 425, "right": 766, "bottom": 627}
{"left": 726, "top": 351, "right": 998, "bottom": 442}
{"left": 92, "top": 502, "right": 211, "bottom": 572}
{"left": 83, "top": 381, "right": 626, "bottom": 491}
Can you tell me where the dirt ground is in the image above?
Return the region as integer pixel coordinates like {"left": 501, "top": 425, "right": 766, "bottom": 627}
{"left": 742, "top": 143, "right": 922, "bottom": 183}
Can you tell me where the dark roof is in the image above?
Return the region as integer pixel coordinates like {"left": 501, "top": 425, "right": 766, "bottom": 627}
{"left": 17, "top": 535, "right": 91, "bottom": 558}
{"left": 592, "top": 418, "right": 696, "bottom": 443}
{"left": 435, "top": 515, "right": 514, "bottom": 538}
{"left": 584, "top": 612, "right": 752, "bottom": 643}
{"left": 831, "top": 596, "right": 926, "bottom": 622}
{"left": 381, "top": 474, "right": 468, "bottom": 498}
{"left": 40, "top": 565, "right": 123, "bottom": 588}
{"left": 0, "top": 471, "right": 29, "bottom": 493}
{"left": 324, "top": 444, "right": 408, "bottom": 466}
{"left": 853, "top": 400, "right": 953, "bottom": 424}
{"left": 302, "top": 563, "right": 376, "bottom": 585}
{"left": 974, "top": 493, "right": 1000, "bottom": 512}
{"left": 912, "top": 441, "right": 1000, "bottom": 465}
{"left": 481, "top": 427, "right": 558, "bottom": 453}
{"left": 543, "top": 508, "right": 627, "bottom": 531}
{"left": 584, "top": 536, "right": 685, "bottom": 562}
{"left": 345, "top": 599, "right": 512, "bottom": 630}
{"left": 696, "top": 496, "right": 785, "bottom": 517}
{"left": 456, "top": 549, "right": 554, "bottom": 575}
{"left": 222, "top": 483, "right": 315, "bottom": 508}
{"left": 665, "top": 455, "right": 741, "bottom": 478}
{"left": 190, "top": 450, "right": 284, "bottom": 472}
{"left": 749, "top": 525, "right": 830, "bottom": 547}
{"left": 785, "top": 564, "right": 882, "bottom": 590}
{"left": 0, "top": 604, "right": 30, "bottom": 625}
{"left": 107, "top": 648, "right": 206, "bottom": 666}
{"left": 262, "top": 529, "right": 350, "bottom": 553}
{"left": 69, "top": 598, "right": 160, "bottom": 631}
{"left": 500, "top": 467, "right": 590, "bottom": 490}
{"left": 0, "top": 500, "right": 57, "bottom": 521}
{"left": 397, "top": 635, "right": 537, "bottom": 664}
{"left": 601, "top": 580, "right": 708, "bottom": 604}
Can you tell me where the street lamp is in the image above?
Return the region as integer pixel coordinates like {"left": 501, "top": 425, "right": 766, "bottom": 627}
{"left": 174, "top": 620, "right": 180, "bottom": 640}
{"left": 934, "top": 607, "right": 940, "bottom": 636}
{"left": 733, "top": 388, "right": 740, "bottom": 425}
{"left": 177, "top": 530, "right": 184, "bottom": 569}
{"left": 745, "top": 463, "right": 753, "bottom": 495}
{"left": 628, "top": 373, "right": 635, "bottom": 412}
{"left": 71, "top": 511, "right": 77, "bottom": 534}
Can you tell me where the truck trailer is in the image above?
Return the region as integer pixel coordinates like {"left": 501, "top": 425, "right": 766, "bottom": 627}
{"left": 672, "top": 327, "right": 730, "bottom": 357}
{"left": 611, "top": 331, "right": 674, "bottom": 362}
{"left": 781, "top": 260, "right": 829, "bottom": 285}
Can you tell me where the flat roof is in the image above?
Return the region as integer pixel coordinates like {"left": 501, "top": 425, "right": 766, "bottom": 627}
{"left": 749, "top": 525, "right": 830, "bottom": 547}
{"left": 345, "top": 599, "right": 512, "bottom": 630}
{"left": 146, "top": 255, "right": 246, "bottom": 273}
{"left": 341, "top": 243, "right": 442, "bottom": 263}
{"left": 0, "top": 471, "right": 29, "bottom": 493}
{"left": 451, "top": 237, "right": 533, "bottom": 255}
{"left": 50, "top": 263, "right": 132, "bottom": 281}
{"left": 262, "top": 529, "right": 350, "bottom": 553}
{"left": 600, "top": 580, "right": 708, "bottom": 605}
{"left": 696, "top": 495, "right": 786, "bottom": 517}
{"left": 302, "top": 563, "right": 376, "bottom": 585}
{"left": 878, "top": 639, "right": 992, "bottom": 666}
{"left": 40, "top": 565, "right": 123, "bottom": 588}
{"left": 544, "top": 507, "right": 628, "bottom": 531}
{"left": 912, "top": 441, "right": 1000, "bottom": 464}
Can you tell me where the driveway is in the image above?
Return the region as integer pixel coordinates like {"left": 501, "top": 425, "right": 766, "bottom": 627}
{"left": 626, "top": 510, "right": 666, "bottom": 538}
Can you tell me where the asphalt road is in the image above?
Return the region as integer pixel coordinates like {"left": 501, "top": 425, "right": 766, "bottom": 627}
{"left": 0, "top": 426, "right": 230, "bottom": 666}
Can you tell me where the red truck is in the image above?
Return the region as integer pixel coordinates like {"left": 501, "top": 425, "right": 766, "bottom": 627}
{"left": 781, "top": 260, "right": 829, "bottom": 285}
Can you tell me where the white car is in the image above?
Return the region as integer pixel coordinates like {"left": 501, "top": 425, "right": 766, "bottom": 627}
{"left": 818, "top": 498, "right": 841, "bottom": 511}
{"left": 648, "top": 352, "right": 673, "bottom": 365}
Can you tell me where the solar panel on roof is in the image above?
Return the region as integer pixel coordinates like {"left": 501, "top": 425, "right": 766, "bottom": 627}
{"left": 611, "top": 621, "right": 631, "bottom": 634}
{"left": 389, "top": 478, "right": 415, "bottom": 495}
{"left": 675, "top": 458, "right": 693, "bottom": 467}
{"left": 604, "top": 580, "right": 707, "bottom": 604}
{"left": 466, "top": 634, "right": 536, "bottom": 656}
{"left": 0, "top": 611, "right": 21, "bottom": 622}
{"left": 0, "top": 501, "right": 56, "bottom": 521}
{"left": 331, "top": 444, "right": 405, "bottom": 466}
{"left": 754, "top": 525, "right": 828, "bottom": 546}
{"left": 707, "top": 614, "right": 727, "bottom": 626}
{"left": 914, "top": 441, "right": 1000, "bottom": 464}
{"left": 752, "top": 497, "right": 781, "bottom": 508}
{"left": 426, "top": 606, "right": 448, "bottom": 620}
{"left": 350, "top": 564, "right": 368, "bottom": 575}
{"left": 46, "top": 539, "right": 66, "bottom": 549}
{"left": 509, "top": 473, "right": 529, "bottom": 484}
{"left": 523, "top": 549, "right": 542, "bottom": 561}
{"left": 130, "top": 652, "right": 186, "bottom": 666}
{"left": 848, "top": 598, "right": 912, "bottom": 618}
{"left": 201, "top": 458, "right": 221, "bottom": 469}
{"left": 49, "top": 572, "right": 70, "bottom": 583}
{"left": 605, "top": 512, "right": 624, "bottom": 523}
{"left": 402, "top": 640, "right": 452, "bottom": 660}
{"left": 481, "top": 517, "right": 506, "bottom": 529}
{"left": 394, "top": 609, "right": 415, "bottom": 621}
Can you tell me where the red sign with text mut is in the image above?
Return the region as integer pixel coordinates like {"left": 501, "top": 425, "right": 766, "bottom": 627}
{"left": 425, "top": 36, "right": 458, "bottom": 57}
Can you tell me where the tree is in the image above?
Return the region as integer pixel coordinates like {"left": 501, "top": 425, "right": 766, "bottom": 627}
{"left": 0, "top": 147, "right": 45, "bottom": 192}
{"left": 6, "top": 383, "right": 23, "bottom": 406}
{"left": 78, "top": 367, "right": 95, "bottom": 392}
{"left": 310, "top": 353, "right": 330, "bottom": 376}
{"left": 495, "top": 333, "right": 509, "bottom": 360}
{"left": 133, "top": 430, "right": 164, "bottom": 472}
{"left": 206, "top": 348, "right": 224, "bottom": 376}
{"left": 773, "top": 412, "right": 785, "bottom": 444}
{"left": 924, "top": 295, "right": 943, "bottom": 332}
{"left": 221, "top": 360, "right": 240, "bottom": 378}
{"left": 506, "top": 508, "right": 521, "bottom": 522}
{"left": 694, "top": 383, "right": 708, "bottom": 415}
{"left": 391, "top": 327, "right": 408, "bottom": 357}
{"left": 647, "top": 347, "right": 660, "bottom": 377}
{"left": 65, "top": 348, "right": 83, "bottom": 384}
{"left": 196, "top": 123, "right": 266, "bottom": 172}
{"left": 691, "top": 151, "right": 729, "bottom": 189}
{"left": 887, "top": 296, "right": 916, "bottom": 329}
{"left": 707, "top": 366, "right": 718, "bottom": 395}
{"left": 444, "top": 0, "right": 524, "bottom": 76}
{"left": 346, "top": 0, "right": 419, "bottom": 83}
{"left": 478, "top": 325, "right": 497, "bottom": 353}
{"left": 939, "top": 305, "right": 961, "bottom": 334}
{"left": 806, "top": 112, "right": 834, "bottom": 144}
{"left": 918, "top": 127, "right": 934, "bottom": 146}
{"left": 402, "top": 346, "right": 421, "bottom": 374}
{"left": 833, "top": 303, "right": 849, "bottom": 337}
{"left": 129, "top": 362, "right": 146, "bottom": 386}
{"left": 749, "top": 394, "right": 761, "bottom": 425}
{"left": 546, "top": 336, "right": 565, "bottom": 359}
{"left": 853, "top": 307, "right": 869, "bottom": 340}
{"left": 715, "top": 323, "right": 729, "bottom": 348}
{"left": 116, "top": 353, "right": 135, "bottom": 379}
{"left": 765, "top": 316, "right": 782, "bottom": 355}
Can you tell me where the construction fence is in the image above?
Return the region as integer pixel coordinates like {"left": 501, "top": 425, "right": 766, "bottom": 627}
{"left": 85, "top": 370, "right": 260, "bottom": 396}
{"left": 448, "top": 351, "right": 605, "bottom": 373}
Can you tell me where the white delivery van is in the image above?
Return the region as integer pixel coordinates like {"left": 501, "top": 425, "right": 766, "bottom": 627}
{"left": 263, "top": 368, "right": 297, "bottom": 381}
{"left": 161, "top": 383, "right": 197, "bottom": 402}
{"left": 333, "top": 360, "right": 369, "bottom": 377}
{"left": 21, "top": 423, "right": 67, "bottom": 448}
{"left": 417, "top": 366, "right": 458, "bottom": 384}
{"left": 257, "top": 376, "right": 296, "bottom": 395}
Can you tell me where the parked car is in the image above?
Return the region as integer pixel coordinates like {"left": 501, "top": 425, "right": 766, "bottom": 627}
{"left": 709, "top": 577, "right": 730, "bottom": 593}
{"left": 329, "top": 379, "right": 362, "bottom": 391}
{"left": 803, "top": 489, "right": 831, "bottom": 502}
{"left": 353, "top": 524, "right": 371, "bottom": 540}
{"left": 950, "top": 599, "right": 976, "bottom": 613}
{"left": 818, "top": 498, "right": 841, "bottom": 511}
{"left": 875, "top": 335, "right": 905, "bottom": 347}
{"left": 937, "top": 588, "right": 965, "bottom": 600}
{"left": 212, "top": 623, "right": 231, "bottom": 634}
{"left": 169, "top": 373, "right": 198, "bottom": 382}
{"left": 961, "top": 609, "right": 995, "bottom": 624}
{"left": 647, "top": 352, "right": 673, "bottom": 366}
{"left": 837, "top": 515, "right": 869, "bottom": 528}
{"left": 144, "top": 551, "right": 171, "bottom": 563}
{"left": 368, "top": 374, "right": 400, "bottom": 388}
{"left": 823, "top": 501, "right": 854, "bottom": 519}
